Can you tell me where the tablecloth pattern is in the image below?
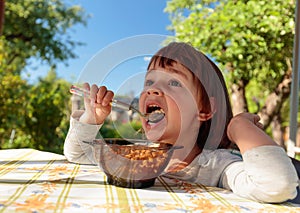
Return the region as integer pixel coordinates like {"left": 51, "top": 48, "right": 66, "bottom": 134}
{"left": 0, "top": 148, "right": 299, "bottom": 213}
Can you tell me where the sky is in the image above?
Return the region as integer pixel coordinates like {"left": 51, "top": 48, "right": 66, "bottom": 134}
{"left": 23, "top": 0, "right": 174, "bottom": 95}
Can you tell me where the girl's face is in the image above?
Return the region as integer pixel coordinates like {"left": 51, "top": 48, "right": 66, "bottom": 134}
{"left": 139, "top": 62, "right": 202, "bottom": 147}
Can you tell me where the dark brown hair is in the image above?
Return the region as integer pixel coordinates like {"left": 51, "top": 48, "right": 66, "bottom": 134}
{"left": 147, "top": 42, "right": 234, "bottom": 150}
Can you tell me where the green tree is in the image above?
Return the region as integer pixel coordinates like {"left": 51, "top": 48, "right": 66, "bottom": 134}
{"left": 0, "top": 0, "right": 5, "bottom": 36}
{"left": 24, "top": 70, "right": 71, "bottom": 153}
{"left": 0, "top": 0, "right": 88, "bottom": 152}
{"left": 2, "top": 0, "right": 88, "bottom": 73}
{"left": 165, "top": 0, "right": 296, "bottom": 147}
{"left": 0, "top": 73, "right": 29, "bottom": 147}
{"left": 1, "top": 70, "right": 72, "bottom": 154}
{"left": 100, "top": 120, "right": 143, "bottom": 139}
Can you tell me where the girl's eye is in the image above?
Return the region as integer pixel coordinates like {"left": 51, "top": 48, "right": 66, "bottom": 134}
{"left": 169, "top": 80, "right": 182, "bottom": 87}
{"left": 145, "top": 80, "right": 154, "bottom": 86}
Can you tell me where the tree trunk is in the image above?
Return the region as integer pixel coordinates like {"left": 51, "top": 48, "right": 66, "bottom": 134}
{"left": 257, "top": 59, "right": 292, "bottom": 150}
{"left": 258, "top": 72, "right": 292, "bottom": 128}
{"left": 229, "top": 79, "right": 249, "bottom": 115}
{"left": 0, "top": 0, "right": 5, "bottom": 36}
{"left": 271, "top": 114, "right": 285, "bottom": 148}
{"left": 229, "top": 61, "right": 292, "bottom": 150}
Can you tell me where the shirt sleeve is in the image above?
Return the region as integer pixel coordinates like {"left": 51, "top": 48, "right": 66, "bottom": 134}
{"left": 221, "top": 145, "right": 299, "bottom": 203}
{"left": 63, "top": 110, "right": 102, "bottom": 165}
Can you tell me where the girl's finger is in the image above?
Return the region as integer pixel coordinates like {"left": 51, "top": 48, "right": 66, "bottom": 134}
{"left": 252, "top": 114, "right": 261, "bottom": 123}
{"left": 256, "top": 122, "right": 264, "bottom": 129}
{"left": 90, "top": 84, "right": 99, "bottom": 105}
{"left": 83, "top": 82, "right": 90, "bottom": 91}
{"left": 82, "top": 83, "right": 92, "bottom": 107}
{"left": 102, "top": 90, "right": 114, "bottom": 106}
{"left": 96, "top": 86, "right": 108, "bottom": 104}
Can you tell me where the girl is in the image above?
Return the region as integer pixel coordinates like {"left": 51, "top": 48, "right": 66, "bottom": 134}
{"left": 64, "top": 42, "right": 298, "bottom": 203}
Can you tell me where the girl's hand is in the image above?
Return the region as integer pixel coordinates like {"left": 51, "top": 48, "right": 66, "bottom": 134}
{"left": 227, "top": 112, "right": 277, "bottom": 153}
{"left": 228, "top": 113, "right": 264, "bottom": 136}
{"left": 79, "top": 83, "right": 114, "bottom": 125}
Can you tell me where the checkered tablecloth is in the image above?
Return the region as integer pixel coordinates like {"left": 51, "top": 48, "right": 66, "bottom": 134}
{"left": 0, "top": 148, "right": 299, "bottom": 213}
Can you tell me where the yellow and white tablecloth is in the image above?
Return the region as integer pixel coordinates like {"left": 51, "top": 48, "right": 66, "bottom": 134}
{"left": 0, "top": 148, "right": 299, "bottom": 213}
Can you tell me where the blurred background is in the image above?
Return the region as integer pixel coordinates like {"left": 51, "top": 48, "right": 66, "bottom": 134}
{"left": 0, "top": 0, "right": 299, "bottom": 155}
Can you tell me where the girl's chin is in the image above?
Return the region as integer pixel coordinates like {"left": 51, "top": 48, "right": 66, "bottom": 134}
{"left": 144, "top": 129, "right": 165, "bottom": 142}
{"left": 143, "top": 118, "right": 167, "bottom": 142}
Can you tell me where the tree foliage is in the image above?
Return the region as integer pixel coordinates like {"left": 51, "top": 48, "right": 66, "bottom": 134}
{"left": 3, "top": 0, "right": 88, "bottom": 74}
{"left": 165, "top": 0, "right": 294, "bottom": 87}
{"left": 100, "top": 120, "right": 143, "bottom": 139}
{"left": 1, "top": 70, "right": 72, "bottom": 153}
{"left": 0, "top": 0, "right": 88, "bottom": 153}
{"left": 0, "top": 73, "right": 29, "bottom": 145}
{"left": 165, "top": 0, "right": 297, "bottom": 145}
{"left": 24, "top": 70, "right": 71, "bottom": 153}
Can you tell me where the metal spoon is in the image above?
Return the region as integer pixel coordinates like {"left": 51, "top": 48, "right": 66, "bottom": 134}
{"left": 70, "top": 85, "right": 165, "bottom": 123}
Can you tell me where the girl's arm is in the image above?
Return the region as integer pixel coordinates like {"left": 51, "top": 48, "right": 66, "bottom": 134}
{"left": 224, "top": 112, "right": 298, "bottom": 203}
{"left": 222, "top": 145, "right": 298, "bottom": 203}
{"left": 64, "top": 83, "right": 114, "bottom": 164}
{"left": 227, "top": 112, "right": 277, "bottom": 154}
{"left": 64, "top": 110, "right": 101, "bottom": 164}
{"left": 227, "top": 112, "right": 300, "bottom": 180}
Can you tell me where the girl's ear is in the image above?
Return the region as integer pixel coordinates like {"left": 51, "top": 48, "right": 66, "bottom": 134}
{"left": 197, "top": 97, "right": 216, "bottom": 121}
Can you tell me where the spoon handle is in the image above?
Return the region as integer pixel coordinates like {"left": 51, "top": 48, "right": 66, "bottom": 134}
{"left": 111, "top": 99, "right": 131, "bottom": 111}
{"left": 70, "top": 85, "right": 145, "bottom": 117}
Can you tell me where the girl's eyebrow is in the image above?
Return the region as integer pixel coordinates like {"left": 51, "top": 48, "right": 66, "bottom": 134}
{"left": 168, "top": 68, "right": 188, "bottom": 80}
{"left": 147, "top": 68, "right": 188, "bottom": 80}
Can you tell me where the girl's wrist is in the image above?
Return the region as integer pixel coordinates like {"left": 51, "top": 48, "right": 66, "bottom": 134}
{"left": 227, "top": 116, "right": 248, "bottom": 142}
{"left": 226, "top": 117, "right": 237, "bottom": 142}
{"left": 79, "top": 113, "right": 104, "bottom": 125}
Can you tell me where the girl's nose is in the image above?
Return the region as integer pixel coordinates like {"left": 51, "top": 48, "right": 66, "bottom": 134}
{"left": 147, "top": 88, "right": 163, "bottom": 96}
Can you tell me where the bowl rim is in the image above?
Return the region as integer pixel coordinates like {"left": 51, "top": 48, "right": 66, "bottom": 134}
{"left": 81, "top": 138, "right": 184, "bottom": 150}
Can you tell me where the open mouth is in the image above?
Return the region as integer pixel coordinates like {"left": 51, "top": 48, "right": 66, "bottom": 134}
{"left": 146, "top": 104, "right": 165, "bottom": 123}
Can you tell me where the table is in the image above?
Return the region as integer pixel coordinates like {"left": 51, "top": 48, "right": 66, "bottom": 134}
{"left": 0, "top": 149, "right": 299, "bottom": 213}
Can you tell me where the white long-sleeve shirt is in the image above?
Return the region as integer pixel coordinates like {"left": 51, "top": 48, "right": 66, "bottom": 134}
{"left": 64, "top": 112, "right": 299, "bottom": 203}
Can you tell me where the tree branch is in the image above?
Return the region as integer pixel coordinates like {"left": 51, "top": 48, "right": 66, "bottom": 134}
{"left": 0, "top": 0, "right": 5, "bottom": 36}
{"left": 258, "top": 58, "right": 293, "bottom": 128}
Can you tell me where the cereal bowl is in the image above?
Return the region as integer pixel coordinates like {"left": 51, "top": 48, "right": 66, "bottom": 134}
{"left": 84, "top": 138, "right": 182, "bottom": 188}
